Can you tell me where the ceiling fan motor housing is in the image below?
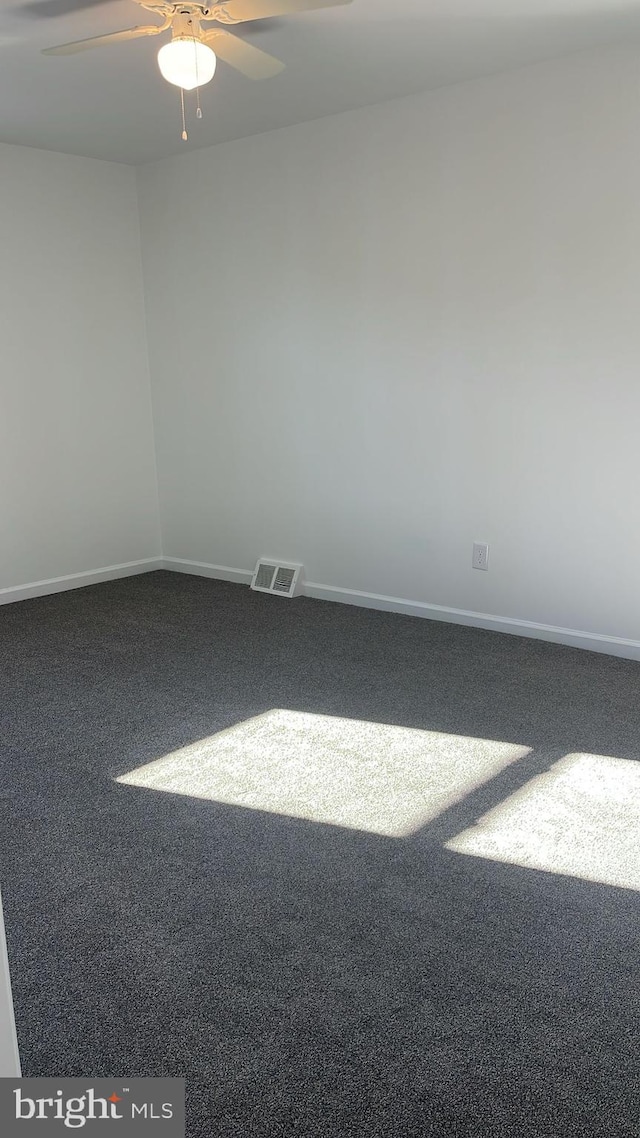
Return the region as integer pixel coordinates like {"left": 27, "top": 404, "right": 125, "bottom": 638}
{"left": 172, "top": 9, "right": 203, "bottom": 38}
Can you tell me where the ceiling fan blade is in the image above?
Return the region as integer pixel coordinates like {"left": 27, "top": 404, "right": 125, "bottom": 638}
{"left": 212, "top": 0, "right": 352, "bottom": 23}
{"left": 204, "top": 29, "right": 284, "bottom": 79}
{"left": 42, "top": 23, "right": 167, "bottom": 55}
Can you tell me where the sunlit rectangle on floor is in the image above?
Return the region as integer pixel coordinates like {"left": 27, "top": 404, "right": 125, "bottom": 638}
{"left": 116, "top": 710, "right": 530, "bottom": 838}
{"left": 446, "top": 752, "right": 640, "bottom": 891}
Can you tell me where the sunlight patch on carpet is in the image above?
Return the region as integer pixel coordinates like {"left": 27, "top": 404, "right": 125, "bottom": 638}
{"left": 446, "top": 752, "right": 640, "bottom": 890}
{"left": 116, "top": 710, "right": 530, "bottom": 838}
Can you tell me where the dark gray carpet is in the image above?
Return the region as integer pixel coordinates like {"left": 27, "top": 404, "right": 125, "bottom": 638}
{"left": 1, "top": 570, "right": 639, "bottom": 1137}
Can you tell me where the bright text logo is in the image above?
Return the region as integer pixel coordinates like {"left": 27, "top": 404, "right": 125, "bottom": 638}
{"left": 1, "top": 1078, "right": 185, "bottom": 1136}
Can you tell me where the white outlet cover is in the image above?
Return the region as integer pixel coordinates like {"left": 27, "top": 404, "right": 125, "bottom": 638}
{"left": 472, "top": 542, "right": 489, "bottom": 571}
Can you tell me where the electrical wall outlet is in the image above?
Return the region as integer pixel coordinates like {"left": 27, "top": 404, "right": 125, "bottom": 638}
{"left": 472, "top": 542, "right": 489, "bottom": 571}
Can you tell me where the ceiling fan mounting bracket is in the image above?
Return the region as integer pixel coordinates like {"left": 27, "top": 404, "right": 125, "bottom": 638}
{"left": 203, "top": 6, "right": 243, "bottom": 25}
{"left": 135, "top": 1, "right": 242, "bottom": 25}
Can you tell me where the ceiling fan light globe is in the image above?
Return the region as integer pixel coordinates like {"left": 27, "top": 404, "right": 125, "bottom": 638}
{"left": 157, "top": 39, "right": 217, "bottom": 90}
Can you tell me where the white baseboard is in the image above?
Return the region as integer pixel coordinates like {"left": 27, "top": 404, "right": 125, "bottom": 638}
{"left": 7, "top": 553, "right": 638, "bottom": 662}
{"left": 304, "top": 581, "right": 640, "bottom": 662}
{"left": 161, "top": 557, "right": 253, "bottom": 585}
{"left": 164, "top": 560, "right": 640, "bottom": 661}
{"left": 163, "top": 559, "right": 640, "bottom": 660}
{"left": 0, "top": 557, "right": 163, "bottom": 606}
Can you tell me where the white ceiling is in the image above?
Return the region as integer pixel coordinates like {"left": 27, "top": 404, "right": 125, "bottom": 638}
{"left": 1, "top": 0, "right": 640, "bottom": 164}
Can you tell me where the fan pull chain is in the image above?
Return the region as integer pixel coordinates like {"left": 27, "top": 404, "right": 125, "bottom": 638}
{"left": 193, "top": 34, "right": 203, "bottom": 119}
{"left": 181, "top": 87, "right": 188, "bottom": 141}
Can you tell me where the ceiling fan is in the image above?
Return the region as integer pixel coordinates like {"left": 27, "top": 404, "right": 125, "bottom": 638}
{"left": 42, "top": 0, "right": 352, "bottom": 136}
